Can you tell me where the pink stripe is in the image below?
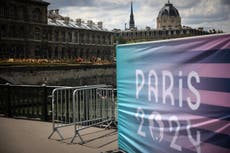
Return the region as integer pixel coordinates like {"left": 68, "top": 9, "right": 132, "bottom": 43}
{"left": 201, "top": 142, "right": 229, "bottom": 153}
{"left": 163, "top": 134, "right": 230, "bottom": 153}
{"left": 183, "top": 89, "right": 230, "bottom": 108}
{"left": 155, "top": 87, "right": 230, "bottom": 108}
{"left": 146, "top": 64, "right": 230, "bottom": 78}
{"left": 177, "top": 64, "right": 230, "bottom": 79}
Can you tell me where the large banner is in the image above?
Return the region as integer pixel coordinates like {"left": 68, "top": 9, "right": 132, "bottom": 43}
{"left": 116, "top": 34, "right": 230, "bottom": 153}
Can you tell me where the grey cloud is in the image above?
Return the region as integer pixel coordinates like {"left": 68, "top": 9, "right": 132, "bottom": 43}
{"left": 221, "top": 0, "right": 230, "bottom": 5}
{"left": 45, "top": 0, "right": 128, "bottom": 10}
{"left": 173, "top": 0, "right": 201, "bottom": 9}
{"left": 45, "top": 0, "right": 95, "bottom": 8}
{"left": 184, "top": 15, "right": 229, "bottom": 25}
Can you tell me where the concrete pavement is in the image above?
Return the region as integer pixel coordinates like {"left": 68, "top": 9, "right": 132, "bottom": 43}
{"left": 0, "top": 117, "right": 118, "bottom": 153}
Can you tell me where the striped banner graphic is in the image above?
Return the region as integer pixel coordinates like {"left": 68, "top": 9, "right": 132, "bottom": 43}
{"left": 117, "top": 33, "right": 230, "bottom": 153}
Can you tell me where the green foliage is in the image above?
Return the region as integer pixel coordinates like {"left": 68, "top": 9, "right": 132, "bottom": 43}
{"left": 116, "top": 36, "right": 127, "bottom": 44}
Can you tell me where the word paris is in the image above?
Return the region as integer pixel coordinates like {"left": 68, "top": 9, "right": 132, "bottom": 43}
{"left": 136, "top": 69, "right": 201, "bottom": 110}
{"left": 135, "top": 69, "right": 202, "bottom": 153}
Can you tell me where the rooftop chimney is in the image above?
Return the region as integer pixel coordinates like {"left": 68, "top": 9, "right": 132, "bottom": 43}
{"left": 55, "top": 9, "right": 59, "bottom": 15}
{"left": 76, "top": 18, "right": 81, "bottom": 26}
{"left": 64, "top": 17, "right": 70, "bottom": 24}
{"left": 52, "top": 18, "right": 56, "bottom": 23}
{"left": 87, "top": 20, "right": 93, "bottom": 28}
{"left": 49, "top": 10, "right": 54, "bottom": 15}
{"left": 97, "top": 21, "right": 103, "bottom": 29}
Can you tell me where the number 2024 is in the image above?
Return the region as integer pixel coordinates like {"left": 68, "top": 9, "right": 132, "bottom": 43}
{"left": 135, "top": 107, "right": 201, "bottom": 153}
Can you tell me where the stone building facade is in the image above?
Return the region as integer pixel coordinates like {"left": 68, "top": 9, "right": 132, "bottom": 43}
{"left": 114, "top": 1, "right": 209, "bottom": 43}
{"left": 0, "top": 0, "right": 114, "bottom": 61}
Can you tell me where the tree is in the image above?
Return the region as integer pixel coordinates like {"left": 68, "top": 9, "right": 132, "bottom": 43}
{"left": 116, "top": 36, "right": 127, "bottom": 44}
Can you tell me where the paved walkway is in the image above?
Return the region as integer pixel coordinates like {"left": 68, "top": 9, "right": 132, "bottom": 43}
{"left": 0, "top": 117, "right": 118, "bottom": 153}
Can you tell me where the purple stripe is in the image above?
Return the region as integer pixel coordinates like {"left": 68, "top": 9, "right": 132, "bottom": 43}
{"left": 147, "top": 34, "right": 230, "bottom": 53}
{"left": 188, "top": 35, "right": 230, "bottom": 52}
{"left": 158, "top": 113, "right": 230, "bottom": 135}
{"left": 163, "top": 134, "right": 230, "bottom": 153}
{"left": 177, "top": 114, "right": 230, "bottom": 135}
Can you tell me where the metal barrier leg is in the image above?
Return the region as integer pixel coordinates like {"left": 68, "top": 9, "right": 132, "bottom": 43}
{"left": 70, "top": 130, "right": 84, "bottom": 144}
{"left": 48, "top": 128, "right": 64, "bottom": 141}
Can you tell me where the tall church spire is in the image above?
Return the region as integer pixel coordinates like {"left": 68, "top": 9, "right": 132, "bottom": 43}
{"left": 129, "top": 1, "right": 135, "bottom": 29}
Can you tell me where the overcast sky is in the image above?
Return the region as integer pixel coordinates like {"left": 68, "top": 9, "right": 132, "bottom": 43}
{"left": 45, "top": 0, "right": 230, "bottom": 32}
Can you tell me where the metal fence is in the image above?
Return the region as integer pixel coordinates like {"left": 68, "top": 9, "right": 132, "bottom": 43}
{"left": 48, "top": 85, "right": 116, "bottom": 144}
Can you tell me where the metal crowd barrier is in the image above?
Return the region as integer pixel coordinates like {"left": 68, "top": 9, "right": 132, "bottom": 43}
{"left": 71, "top": 87, "right": 115, "bottom": 144}
{"left": 48, "top": 85, "right": 115, "bottom": 143}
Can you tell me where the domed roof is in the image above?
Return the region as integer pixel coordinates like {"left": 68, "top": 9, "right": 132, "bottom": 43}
{"left": 158, "top": 1, "right": 180, "bottom": 18}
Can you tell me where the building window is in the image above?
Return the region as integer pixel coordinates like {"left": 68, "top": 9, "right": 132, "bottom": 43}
{"left": 97, "top": 35, "right": 100, "bottom": 44}
{"left": 48, "top": 31, "right": 52, "bottom": 41}
{"left": 2, "top": 7, "right": 9, "bottom": 17}
{"left": 0, "top": 6, "right": 4, "bottom": 16}
{"left": 54, "top": 47, "right": 58, "bottom": 59}
{"left": 62, "top": 31, "right": 65, "bottom": 42}
{"left": 32, "top": 8, "right": 42, "bottom": 22}
{"left": 86, "top": 49, "right": 89, "bottom": 60}
{"left": 19, "top": 26, "right": 24, "bottom": 38}
{"left": 75, "top": 32, "right": 78, "bottom": 43}
{"left": 1, "top": 25, "right": 7, "bottom": 37}
{"left": 35, "top": 46, "right": 41, "bottom": 59}
{"left": 68, "top": 32, "right": 72, "bottom": 42}
{"left": 54, "top": 30, "right": 59, "bottom": 42}
{"left": 92, "top": 34, "right": 95, "bottom": 44}
{"left": 80, "top": 33, "right": 84, "bottom": 43}
{"left": 34, "top": 27, "right": 41, "bottom": 40}
{"left": 62, "top": 47, "right": 65, "bottom": 58}
{"left": 102, "top": 36, "right": 106, "bottom": 44}
{"left": 108, "top": 35, "right": 111, "bottom": 44}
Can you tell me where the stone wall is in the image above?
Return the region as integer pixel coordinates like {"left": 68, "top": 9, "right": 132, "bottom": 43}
{"left": 0, "top": 64, "right": 116, "bottom": 86}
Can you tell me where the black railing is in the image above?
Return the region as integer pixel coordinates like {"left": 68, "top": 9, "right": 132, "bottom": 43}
{"left": 0, "top": 84, "right": 118, "bottom": 122}
{"left": 0, "top": 84, "right": 58, "bottom": 121}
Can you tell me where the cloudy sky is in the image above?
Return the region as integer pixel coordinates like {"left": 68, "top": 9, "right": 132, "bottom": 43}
{"left": 45, "top": 0, "right": 230, "bottom": 32}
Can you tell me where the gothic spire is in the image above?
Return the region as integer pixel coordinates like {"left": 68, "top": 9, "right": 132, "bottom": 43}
{"left": 129, "top": 1, "right": 135, "bottom": 29}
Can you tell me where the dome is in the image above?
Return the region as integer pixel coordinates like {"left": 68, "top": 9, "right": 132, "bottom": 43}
{"left": 158, "top": 2, "right": 180, "bottom": 18}
{"left": 156, "top": 1, "right": 181, "bottom": 29}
